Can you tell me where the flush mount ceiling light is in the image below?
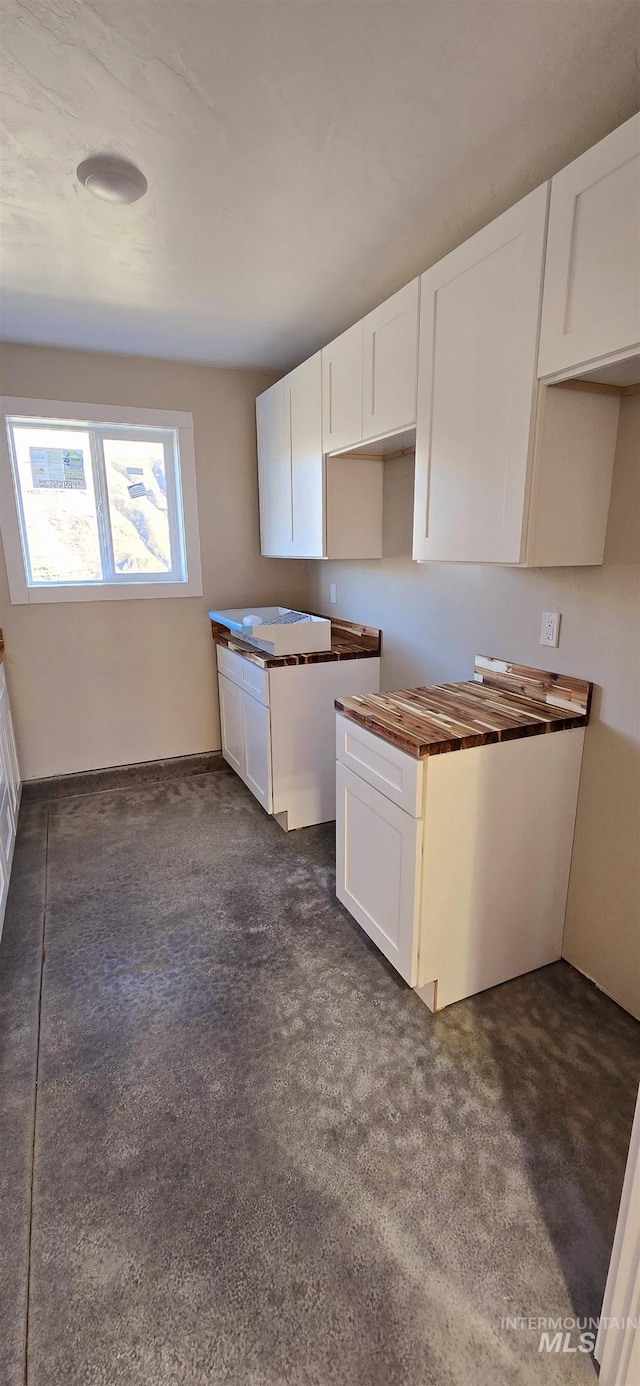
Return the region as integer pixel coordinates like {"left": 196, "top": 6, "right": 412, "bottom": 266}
{"left": 76, "top": 154, "right": 148, "bottom": 204}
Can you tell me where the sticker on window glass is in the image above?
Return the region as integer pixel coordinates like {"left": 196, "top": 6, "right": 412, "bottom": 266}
{"left": 29, "top": 448, "right": 87, "bottom": 490}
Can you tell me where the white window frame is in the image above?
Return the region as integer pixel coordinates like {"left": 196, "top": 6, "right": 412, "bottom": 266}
{"left": 0, "top": 398, "right": 203, "bottom": 604}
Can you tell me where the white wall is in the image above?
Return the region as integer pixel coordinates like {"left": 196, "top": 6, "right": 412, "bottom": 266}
{"left": 0, "top": 343, "right": 307, "bottom": 780}
{"left": 305, "top": 395, "right": 640, "bottom": 1020}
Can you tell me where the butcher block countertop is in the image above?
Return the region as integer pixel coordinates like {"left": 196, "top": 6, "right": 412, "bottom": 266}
{"left": 335, "top": 656, "right": 592, "bottom": 759}
{"left": 210, "top": 615, "right": 380, "bottom": 668}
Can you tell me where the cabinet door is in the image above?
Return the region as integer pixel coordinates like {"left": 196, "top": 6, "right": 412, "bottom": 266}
{"left": 0, "top": 817, "right": 8, "bottom": 941}
{"left": 413, "top": 183, "right": 549, "bottom": 564}
{"left": 362, "top": 278, "right": 420, "bottom": 441}
{"left": 322, "top": 321, "right": 364, "bottom": 453}
{"left": 218, "top": 673, "right": 244, "bottom": 777}
{"left": 336, "top": 762, "right": 421, "bottom": 985}
{"left": 284, "top": 352, "right": 325, "bottom": 557}
{"left": 241, "top": 690, "right": 272, "bottom": 814}
{"left": 538, "top": 114, "right": 640, "bottom": 378}
{"left": 256, "top": 378, "right": 292, "bottom": 557}
{"left": 0, "top": 671, "right": 19, "bottom": 818}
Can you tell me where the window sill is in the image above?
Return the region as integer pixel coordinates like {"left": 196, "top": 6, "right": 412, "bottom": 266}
{"left": 13, "top": 579, "right": 204, "bottom": 605}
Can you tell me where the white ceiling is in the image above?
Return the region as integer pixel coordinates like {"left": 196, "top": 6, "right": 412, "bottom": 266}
{"left": 1, "top": 0, "right": 639, "bottom": 372}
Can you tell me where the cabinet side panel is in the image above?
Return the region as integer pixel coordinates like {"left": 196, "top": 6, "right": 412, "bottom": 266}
{"left": 326, "top": 457, "right": 383, "bottom": 559}
{"left": 526, "top": 387, "right": 620, "bottom": 566}
{"left": 418, "top": 729, "right": 585, "bottom": 1008}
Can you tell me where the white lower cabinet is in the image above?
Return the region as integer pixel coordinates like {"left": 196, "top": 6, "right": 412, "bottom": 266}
{"left": 0, "top": 660, "right": 20, "bottom": 940}
{"left": 217, "top": 647, "right": 380, "bottom": 830}
{"left": 336, "top": 713, "right": 586, "bottom": 1011}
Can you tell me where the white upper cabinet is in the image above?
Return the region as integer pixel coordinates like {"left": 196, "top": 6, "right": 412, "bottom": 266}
{"left": 362, "top": 278, "right": 420, "bottom": 441}
{"left": 413, "top": 184, "right": 549, "bottom": 564}
{"left": 257, "top": 353, "right": 383, "bottom": 560}
{"left": 322, "top": 321, "right": 363, "bottom": 453}
{"left": 284, "top": 352, "right": 325, "bottom": 557}
{"left": 538, "top": 114, "right": 640, "bottom": 377}
{"left": 256, "top": 379, "right": 291, "bottom": 557}
{"left": 322, "top": 282, "right": 420, "bottom": 452}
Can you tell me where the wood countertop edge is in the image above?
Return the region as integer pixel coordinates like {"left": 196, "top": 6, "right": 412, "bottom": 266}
{"left": 334, "top": 691, "right": 590, "bottom": 759}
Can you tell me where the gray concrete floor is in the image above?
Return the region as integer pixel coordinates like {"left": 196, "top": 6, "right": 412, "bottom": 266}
{"left": 1, "top": 764, "right": 639, "bottom": 1386}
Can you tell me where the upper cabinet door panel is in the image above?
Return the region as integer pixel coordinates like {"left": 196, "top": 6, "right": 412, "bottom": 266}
{"left": 538, "top": 115, "right": 640, "bottom": 377}
{"left": 413, "top": 183, "right": 549, "bottom": 564}
{"left": 256, "top": 379, "right": 291, "bottom": 557}
{"left": 322, "top": 322, "right": 363, "bottom": 453}
{"left": 285, "top": 352, "right": 325, "bottom": 558}
{"left": 362, "top": 279, "right": 420, "bottom": 441}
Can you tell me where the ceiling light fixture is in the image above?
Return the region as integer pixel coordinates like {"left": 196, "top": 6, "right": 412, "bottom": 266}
{"left": 76, "top": 154, "right": 148, "bottom": 205}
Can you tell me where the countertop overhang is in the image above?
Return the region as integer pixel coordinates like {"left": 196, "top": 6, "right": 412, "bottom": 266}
{"left": 335, "top": 656, "right": 592, "bottom": 758}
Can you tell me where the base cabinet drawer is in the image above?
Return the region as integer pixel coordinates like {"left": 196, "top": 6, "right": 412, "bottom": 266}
{"left": 336, "top": 762, "right": 421, "bottom": 986}
{"left": 336, "top": 713, "right": 423, "bottom": 815}
{"left": 216, "top": 645, "right": 270, "bottom": 707}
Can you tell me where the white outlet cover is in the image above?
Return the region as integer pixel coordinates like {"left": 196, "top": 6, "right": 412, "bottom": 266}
{"left": 540, "top": 611, "right": 561, "bottom": 647}
{"left": 330, "top": 583, "right": 337, "bottom": 604}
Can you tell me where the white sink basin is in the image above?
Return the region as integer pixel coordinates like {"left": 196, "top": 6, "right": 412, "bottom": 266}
{"left": 209, "top": 606, "right": 332, "bottom": 656}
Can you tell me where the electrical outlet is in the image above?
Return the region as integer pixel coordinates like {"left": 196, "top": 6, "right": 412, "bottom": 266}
{"left": 540, "top": 611, "right": 561, "bottom": 648}
{"left": 329, "top": 583, "right": 338, "bottom": 604}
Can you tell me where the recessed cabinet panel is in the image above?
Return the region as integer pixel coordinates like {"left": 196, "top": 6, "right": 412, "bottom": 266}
{"left": 362, "top": 279, "right": 420, "bottom": 441}
{"left": 242, "top": 695, "right": 272, "bottom": 814}
{"left": 336, "top": 761, "right": 421, "bottom": 986}
{"left": 285, "top": 352, "right": 325, "bottom": 557}
{"left": 219, "top": 672, "right": 273, "bottom": 814}
{"left": 256, "top": 379, "right": 291, "bottom": 557}
{"left": 218, "top": 673, "right": 244, "bottom": 777}
{"left": 538, "top": 114, "right": 640, "bottom": 377}
{"left": 322, "top": 322, "right": 363, "bottom": 453}
{"left": 0, "top": 785, "right": 13, "bottom": 866}
{"left": 413, "top": 183, "right": 549, "bottom": 563}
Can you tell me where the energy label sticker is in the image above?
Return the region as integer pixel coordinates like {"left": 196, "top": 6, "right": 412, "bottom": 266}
{"left": 29, "top": 447, "right": 87, "bottom": 490}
